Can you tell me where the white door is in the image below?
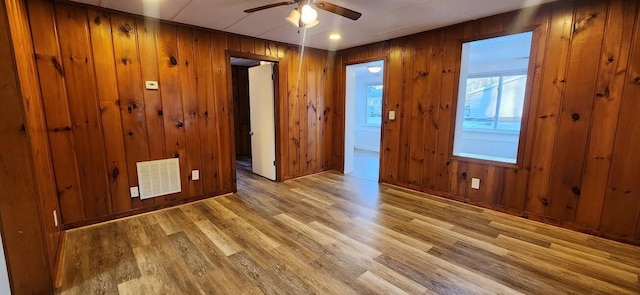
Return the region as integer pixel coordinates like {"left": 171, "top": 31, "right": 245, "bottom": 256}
{"left": 248, "top": 63, "right": 276, "bottom": 180}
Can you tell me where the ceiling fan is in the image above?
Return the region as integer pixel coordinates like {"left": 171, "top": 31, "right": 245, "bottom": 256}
{"left": 244, "top": 0, "right": 362, "bottom": 28}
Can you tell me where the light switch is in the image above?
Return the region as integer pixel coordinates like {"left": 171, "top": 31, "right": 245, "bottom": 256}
{"left": 389, "top": 111, "right": 396, "bottom": 121}
{"left": 130, "top": 186, "right": 140, "bottom": 198}
{"left": 192, "top": 170, "right": 200, "bottom": 181}
{"left": 145, "top": 81, "right": 159, "bottom": 90}
{"left": 471, "top": 178, "right": 480, "bottom": 190}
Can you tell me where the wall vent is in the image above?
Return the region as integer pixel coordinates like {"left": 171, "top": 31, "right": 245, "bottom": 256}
{"left": 136, "top": 158, "right": 181, "bottom": 200}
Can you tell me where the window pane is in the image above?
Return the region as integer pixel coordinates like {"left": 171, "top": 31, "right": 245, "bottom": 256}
{"left": 366, "top": 85, "right": 383, "bottom": 125}
{"left": 463, "top": 76, "right": 499, "bottom": 130}
{"left": 497, "top": 75, "right": 527, "bottom": 131}
{"left": 452, "top": 31, "right": 533, "bottom": 164}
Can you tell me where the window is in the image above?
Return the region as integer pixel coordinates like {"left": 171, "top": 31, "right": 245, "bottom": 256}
{"left": 453, "top": 32, "right": 533, "bottom": 164}
{"left": 365, "top": 84, "right": 383, "bottom": 125}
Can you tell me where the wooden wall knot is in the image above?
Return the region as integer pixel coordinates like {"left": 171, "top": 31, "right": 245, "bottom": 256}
{"left": 121, "top": 58, "right": 128, "bottom": 65}
{"left": 571, "top": 113, "right": 580, "bottom": 121}
{"left": 596, "top": 86, "right": 610, "bottom": 98}
{"left": 174, "top": 153, "right": 180, "bottom": 158}
{"left": 51, "top": 57, "right": 64, "bottom": 76}
{"left": 93, "top": 16, "right": 101, "bottom": 25}
{"left": 157, "top": 110, "right": 163, "bottom": 116}
{"left": 418, "top": 103, "right": 426, "bottom": 114}
{"left": 572, "top": 186, "right": 581, "bottom": 196}
{"left": 52, "top": 126, "right": 72, "bottom": 132}
{"left": 111, "top": 167, "right": 120, "bottom": 180}
{"left": 176, "top": 121, "right": 184, "bottom": 128}
{"left": 308, "top": 103, "right": 317, "bottom": 113}
{"left": 573, "top": 13, "right": 598, "bottom": 34}
{"left": 127, "top": 102, "right": 138, "bottom": 113}
{"left": 541, "top": 198, "right": 549, "bottom": 207}
{"left": 120, "top": 23, "right": 132, "bottom": 34}
{"left": 169, "top": 56, "right": 178, "bottom": 66}
{"left": 634, "top": 77, "right": 640, "bottom": 85}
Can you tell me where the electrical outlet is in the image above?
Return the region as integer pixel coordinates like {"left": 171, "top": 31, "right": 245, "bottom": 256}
{"left": 53, "top": 210, "right": 58, "bottom": 227}
{"left": 130, "top": 186, "right": 140, "bottom": 198}
{"left": 192, "top": 170, "right": 200, "bottom": 181}
{"left": 471, "top": 178, "right": 481, "bottom": 190}
{"left": 389, "top": 111, "right": 396, "bottom": 121}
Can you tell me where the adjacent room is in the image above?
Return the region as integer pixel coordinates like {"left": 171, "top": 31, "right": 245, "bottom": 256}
{"left": 1, "top": 0, "right": 640, "bottom": 294}
{"left": 344, "top": 60, "right": 384, "bottom": 181}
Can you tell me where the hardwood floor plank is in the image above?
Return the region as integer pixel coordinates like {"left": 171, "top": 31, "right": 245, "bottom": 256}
{"left": 195, "top": 219, "right": 242, "bottom": 256}
{"left": 57, "top": 168, "right": 640, "bottom": 294}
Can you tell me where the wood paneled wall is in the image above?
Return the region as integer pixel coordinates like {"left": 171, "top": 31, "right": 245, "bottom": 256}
{"left": 0, "top": 0, "right": 53, "bottom": 293}
{"left": 336, "top": 0, "right": 640, "bottom": 245}
{"left": 24, "top": 0, "right": 335, "bottom": 227}
{"left": 232, "top": 66, "right": 251, "bottom": 156}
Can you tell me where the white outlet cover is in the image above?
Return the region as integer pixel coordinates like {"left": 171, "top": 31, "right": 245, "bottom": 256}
{"left": 145, "top": 81, "right": 159, "bottom": 90}
{"left": 471, "top": 178, "right": 481, "bottom": 190}
{"left": 192, "top": 170, "right": 200, "bottom": 181}
{"left": 389, "top": 111, "right": 396, "bottom": 120}
{"left": 130, "top": 186, "right": 140, "bottom": 198}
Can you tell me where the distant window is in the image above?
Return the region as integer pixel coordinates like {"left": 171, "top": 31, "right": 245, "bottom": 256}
{"left": 366, "top": 84, "right": 383, "bottom": 125}
{"left": 453, "top": 32, "right": 533, "bottom": 164}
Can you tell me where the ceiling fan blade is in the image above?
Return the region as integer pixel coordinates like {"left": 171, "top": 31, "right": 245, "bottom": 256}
{"left": 244, "top": 1, "right": 297, "bottom": 13}
{"left": 313, "top": 1, "right": 362, "bottom": 20}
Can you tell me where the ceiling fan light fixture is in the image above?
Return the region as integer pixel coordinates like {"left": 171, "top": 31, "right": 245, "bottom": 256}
{"left": 305, "top": 19, "right": 319, "bottom": 28}
{"left": 300, "top": 4, "right": 318, "bottom": 25}
{"left": 285, "top": 8, "right": 301, "bottom": 27}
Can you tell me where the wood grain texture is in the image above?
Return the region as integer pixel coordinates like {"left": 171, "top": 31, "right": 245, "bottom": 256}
{"left": 20, "top": 0, "right": 335, "bottom": 228}
{"left": 54, "top": 3, "right": 111, "bottom": 219}
{"left": 0, "top": 0, "right": 53, "bottom": 292}
{"left": 28, "top": 0, "right": 86, "bottom": 224}
{"left": 5, "top": 0, "right": 62, "bottom": 278}
{"left": 56, "top": 168, "right": 640, "bottom": 294}
{"left": 335, "top": 0, "right": 640, "bottom": 245}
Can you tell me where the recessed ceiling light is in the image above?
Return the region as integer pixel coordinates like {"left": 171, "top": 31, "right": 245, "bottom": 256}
{"left": 329, "top": 33, "right": 341, "bottom": 40}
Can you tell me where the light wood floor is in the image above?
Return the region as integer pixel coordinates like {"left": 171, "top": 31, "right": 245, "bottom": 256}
{"left": 57, "top": 168, "right": 640, "bottom": 294}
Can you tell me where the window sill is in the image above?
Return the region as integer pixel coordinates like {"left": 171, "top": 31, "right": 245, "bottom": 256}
{"left": 450, "top": 154, "right": 520, "bottom": 169}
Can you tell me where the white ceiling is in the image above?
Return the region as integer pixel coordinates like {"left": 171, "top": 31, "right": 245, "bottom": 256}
{"left": 71, "top": 0, "right": 557, "bottom": 51}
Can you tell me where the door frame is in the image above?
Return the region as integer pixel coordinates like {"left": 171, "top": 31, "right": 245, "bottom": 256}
{"left": 340, "top": 57, "right": 389, "bottom": 182}
{"left": 225, "top": 51, "right": 284, "bottom": 184}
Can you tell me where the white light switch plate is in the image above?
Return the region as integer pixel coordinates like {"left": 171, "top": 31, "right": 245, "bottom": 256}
{"left": 130, "top": 186, "right": 140, "bottom": 198}
{"left": 192, "top": 170, "right": 200, "bottom": 181}
{"left": 145, "top": 81, "right": 159, "bottom": 90}
{"left": 389, "top": 111, "right": 396, "bottom": 121}
{"left": 471, "top": 178, "right": 480, "bottom": 190}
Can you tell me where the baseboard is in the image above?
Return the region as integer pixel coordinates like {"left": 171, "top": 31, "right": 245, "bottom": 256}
{"left": 53, "top": 231, "right": 67, "bottom": 289}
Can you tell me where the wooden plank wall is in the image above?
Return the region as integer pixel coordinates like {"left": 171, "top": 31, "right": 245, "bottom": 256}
{"left": 335, "top": 0, "right": 640, "bottom": 245}
{"left": 0, "top": 0, "right": 53, "bottom": 293}
{"left": 232, "top": 66, "right": 251, "bottom": 156}
{"left": 4, "top": 0, "right": 61, "bottom": 279}
{"left": 24, "top": 0, "right": 334, "bottom": 227}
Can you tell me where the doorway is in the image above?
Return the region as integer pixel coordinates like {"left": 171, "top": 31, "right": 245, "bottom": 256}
{"left": 344, "top": 60, "right": 384, "bottom": 181}
{"left": 230, "top": 57, "right": 277, "bottom": 181}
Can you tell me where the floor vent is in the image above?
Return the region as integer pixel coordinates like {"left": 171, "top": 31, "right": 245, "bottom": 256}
{"left": 136, "top": 158, "right": 181, "bottom": 200}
